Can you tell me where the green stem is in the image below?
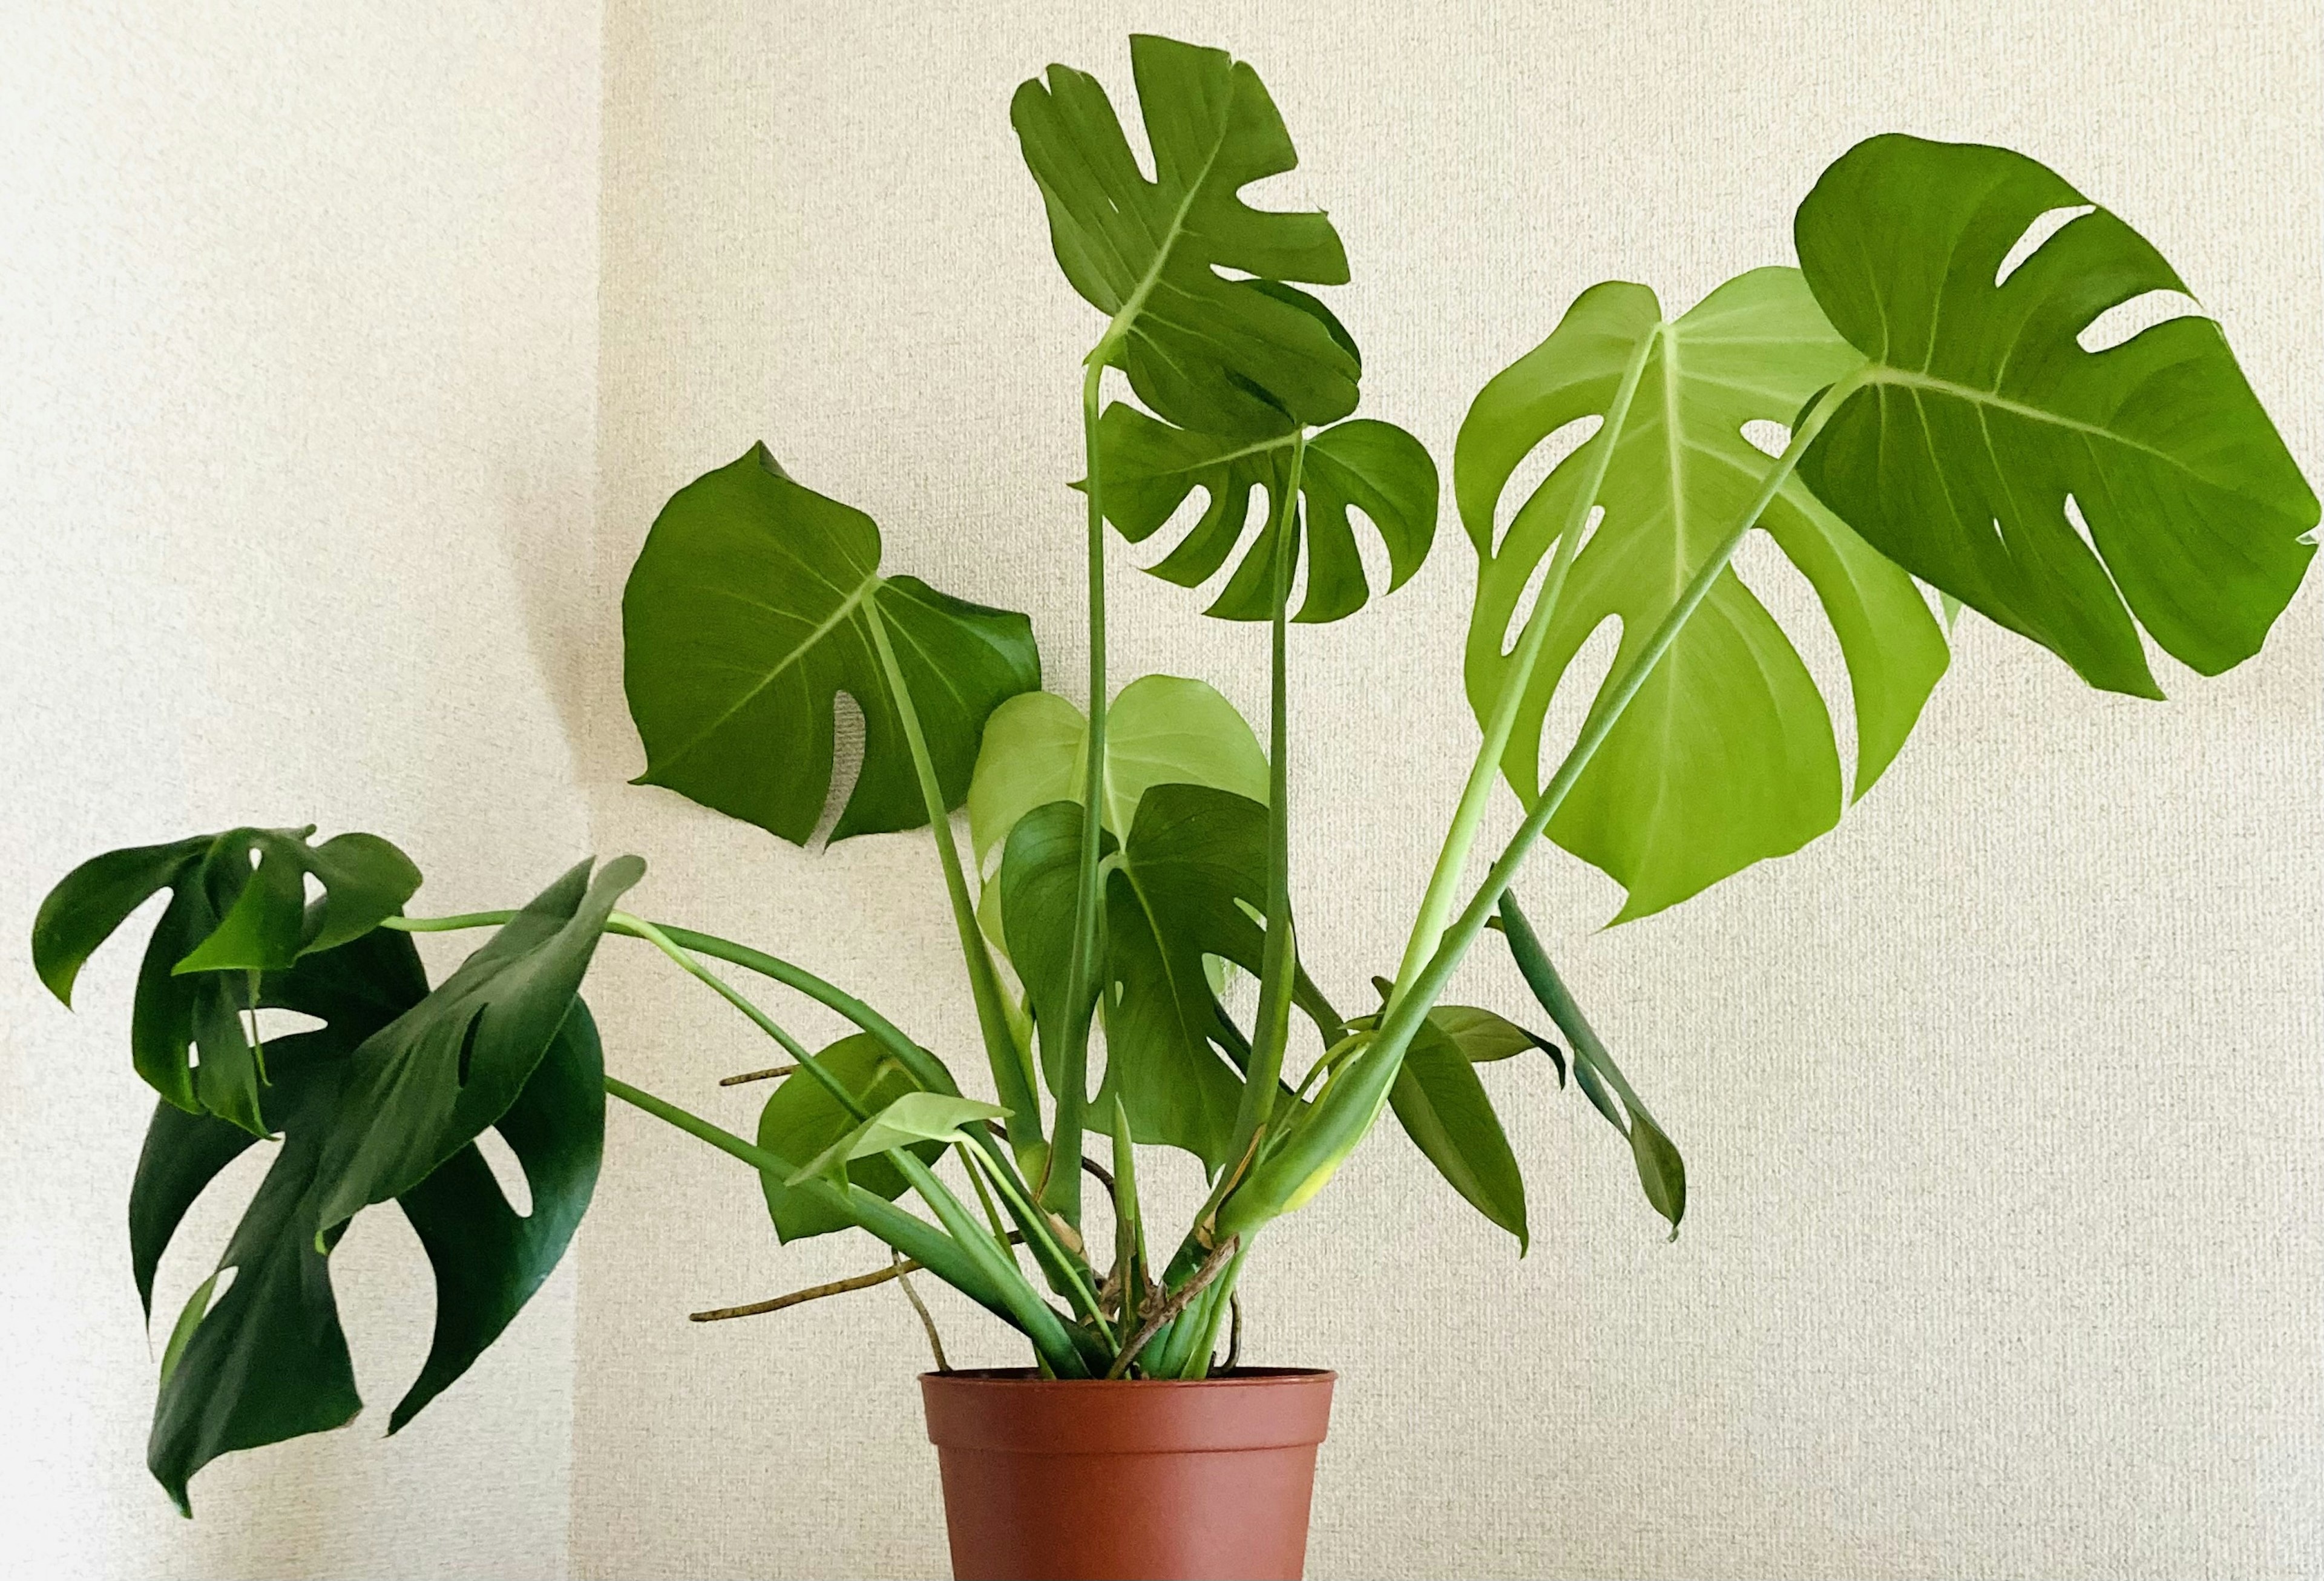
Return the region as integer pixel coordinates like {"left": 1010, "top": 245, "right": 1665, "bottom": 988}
{"left": 861, "top": 596, "right": 1044, "bottom": 1161}
{"left": 967, "top": 1145, "right": 1114, "bottom": 1344}
{"left": 1388, "top": 327, "right": 1656, "bottom": 1006}
{"left": 1219, "top": 375, "right": 1858, "bottom": 1238}
{"left": 891, "top": 1151, "right": 1088, "bottom": 1376}
{"left": 1045, "top": 356, "right": 1112, "bottom": 1222}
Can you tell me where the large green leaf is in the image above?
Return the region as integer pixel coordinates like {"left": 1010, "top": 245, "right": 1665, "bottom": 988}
{"left": 33, "top": 827, "right": 420, "bottom": 1133}
{"left": 1460, "top": 268, "right": 1951, "bottom": 922}
{"left": 1495, "top": 894, "right": 1684, "bottom": 1238}
{"left": 308, "top": 856, "right": 640, "bottom": 1238}
{"left": 623, "top": 445, "right": 1041, "bottom": 844}
{"left": 1013, "top": 34, "right": 1356, "bottom": 436}
{"left": 131, "top": 924, "right": 604, "bottom": 1510}
{"left": 1794, "top": 135, "right": 2318, "bottom": 697}
{"left": 1097, "top": 407, "right": 1439, "bottom": 622}
{"left": 999, "top": 786, "right": 1333, "bottom": 1167}
{"left": 757, "top": 1034, "right": 939, "bottom": 1243}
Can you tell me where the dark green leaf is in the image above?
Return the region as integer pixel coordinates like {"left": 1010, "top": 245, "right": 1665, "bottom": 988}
{"left": 1495, "top": 892, "right": 1684, "bottom": 1237}
{"left": 390, "top": 1002, "right": 603, "bottom": 1433}
{"left": 1097, "top": 408, "right": 1439, "bottom": 622}
{"left": 1795, "top": 134, "right": 2318, "bottom": 695}
{"left": 622, "top": 445, "right": 1042, "bottom": 844}
{"left": 757, "top": 1034, "right": 937, "bottom": 1243}
{"left": 1013, "top": 34, "right": 1357, "bottom": 435}
{"left": 309, "top": 856, "right": 640, "bottom": 1239}
{"left": 34, "top": 827, "right": 420, "bottom": 1134}
{"left": 1390, "top": 1014, "right": 1529, "bottom": 1249}
{"left": 1460, "top": 269, "right": 1949, "bottom": 922}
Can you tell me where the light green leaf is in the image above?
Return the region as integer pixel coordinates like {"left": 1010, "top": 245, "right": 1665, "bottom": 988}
{"left": 1795, "top": 134, "right": 2317, "bottom": 697}
{"left": 1013, "top": 34, "right": 1357, "bottom": 436}
{"left": 1097, "top": 408, "right": 1439, "bottom": 622}
{"left": 1460, "top": 268, "right": 1951, "bottom": 922}
{"left": 785, "top": 1093, "right": 1010, "bottom": 1186}
{"left": 623, "top": 445, "right": 1041, "bottom": 844}
{"left": 757, "top": 1035, "right": 937, "bottom": 1243}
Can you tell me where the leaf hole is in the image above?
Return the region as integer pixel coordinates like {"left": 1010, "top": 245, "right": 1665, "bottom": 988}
{"left": 1500, "top": 506, "right": 1602, "bottom": 659}
{"left": 1493, "top": 415, "right": 1601, "bottom": 557}
{"left": 303, "top": 872, "right": 325, "bottom": 904}
{"left": 455, "top": 1008, "right": 485, "bottom": 1088}
{"left": 1735, "top": 530, "right": 1859, "bottom": 797}
{"left": 1995, "top": 204, "right": 2094, "bottom": 287}
{"left": 474, "top": 1126, "right": 533, "bottom": 1218}
{"left": 1535, "top": 614, "right": 1623, "bottom": 788}
{"left": 249, "top": 1007, "right": 326, "bottom": 1042}
{"left": 2076, "top": 289, "right": 2203, "bottom": 353}
{"left": 810, "top": 691, "right": 868, "bottom": 850}
{"left": 1740, "top": 419, "right": 1790, "bottom": 459}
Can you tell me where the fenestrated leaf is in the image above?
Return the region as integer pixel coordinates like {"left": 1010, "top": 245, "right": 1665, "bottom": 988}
{"left": 390, "top": 1003, "right": 603, "bottom": 1433}
{"left": 757, "top": 1034, "right": 938, "bottom": 1243}
{"left": 1794, "top": 134, "right": 2318, "bottom": 697}
{"left": 34, "top": 827, "right": 421, "bottom": 1134}
{"left": 1097, "top": 407, "right": 1439, "bottom": 622}
{"left": 133, "top": 915, "right": 610, "bottom": 1508}
{"left": 1013, "top": 33, "right": 1357, "bottom": 436}
{"left": 309, "top": 856, "right": 641, "bottom": 1238}
{"left": 1461, "top": 268, "right": 1951, "bottom": 922}
{"left": 1390, "top": 1014, "right": 1529, "bottom": 1249}
{"left": 1000, "top": 786, "right": 1335, "bottom": 1166}
{"left": 786, "top": 1093, "right": 1010, "bottom": 1186}
{"left": 1495, "top": 893, "right": 1684, "bottom": 1237}
{"left": 623, "top": 445, "right": 1041, "bottom": 844}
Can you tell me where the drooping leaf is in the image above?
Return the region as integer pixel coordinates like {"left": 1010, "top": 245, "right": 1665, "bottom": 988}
{"left": 1013, "top": 33, "right": 1357, "bottom": 436}
{"left": 1494, "top": 893, "right": 1684, "bottom": 1237}
{"left": 1460, "top": 268, "right": 1951, "bottom": 922}
{"left": 623, "top": 445, "right": 1041, "bottom": 844}
{"left": 133, "top": 919, "right": 603, "bottom": 1510}
{"left": 1096, "top": 407, "right": 1439, "bottom": 622}
{"left": 1794, "top": 134, "right": 2318, "bottom": 697}
{"left": 757, "top": 1034, "right": 938, "bottom": 1243}
{"left": 308, "top": 856, "right": 640, "bottom": 1238}
{"left": 1426, "top": 1003, "right": 1565, "bottom": 1083}
{"left": 389, "top": 1004, "right": 603, "bottom": 1433}
{"left": 999, "top": 786, "right": 1335, "bottom": 1166}
{"left": 786, "top": 1093, "right": 1011, "bottom": 1186}
{"left": 1390, "top": 1013, "right": 1529, "bottom": 1249}
{"left": 33, "top": 827, "right": 421, "bottom": 1133}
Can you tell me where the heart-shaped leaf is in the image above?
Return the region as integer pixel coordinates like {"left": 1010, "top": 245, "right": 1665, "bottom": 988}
{"left": 623, "top": 445, "right": 1041, "bottom": 844}
{"left": 1461, "top": 268, "right": 1951, "bottom": 922}
{"left": 131, "top": 924, "right": 603, "bottom": 1510}
{"left": 1000, "top": 785, "right": 1335, "bottom": 1166}
{"left": 309, "top": 855, "right": 640, "bottom": 1238}
{"left": 1795, "top": 135, "right": 2318, "bottom": 697}
{"left": 1097, "top": 408, "right": 1439, "bottom": 622}
{"left": 1013, "top": 34, "right": 1356, "bottom": 436}
{"left": 33, "top": 827, "right": 421, "bottom": 1133}
{"left": 785, "top": 1092, "right": 1011, "bottom": 1186}
{"left": 757, "top": 1034, "right": 939, "bottom": 1243}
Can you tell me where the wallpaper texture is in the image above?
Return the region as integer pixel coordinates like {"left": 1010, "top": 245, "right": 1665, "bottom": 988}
{"left": 4, "top": 1, "right": 2318, "bottom": 1578}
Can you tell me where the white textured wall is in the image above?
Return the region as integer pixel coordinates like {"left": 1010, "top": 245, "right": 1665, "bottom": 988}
{"left": 0, "top": 3, "right": 600, "bottom": 1576}
{"left": 585, "top": 2, "right": 2322, "bottom": 1579}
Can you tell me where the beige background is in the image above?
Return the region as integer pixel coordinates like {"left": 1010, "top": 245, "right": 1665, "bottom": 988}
{"left": 7, "top": 1, "right": 2320, "bottom": 1577}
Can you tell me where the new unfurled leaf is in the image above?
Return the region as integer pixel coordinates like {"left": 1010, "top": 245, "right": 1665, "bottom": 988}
{"left": 757, "top": 1035, "right": 939, "bottom": 1243}
{"left": 1461, "top": 268, "right": 1949, "bottom": 923}
{"left": 1014, "top": 34, "right": 1356, "bottom": 435}
{"left": 623, "top": 445, "right": 1040, "bottom": 844}
{"left": 1794, "top": 135, "right": 2317, "bottom": 697}
{"left": 785, "top": 1093, "right": 1010, "bottom": 1186}
{"left": 1097, "top": 408, "right": 1439, "bottom": 622}
{"left": 33, "top": 827, "right": 421, "bottom": 1133}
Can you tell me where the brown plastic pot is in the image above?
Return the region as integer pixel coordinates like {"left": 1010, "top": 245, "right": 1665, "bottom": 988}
{"left": 919, "top": 1367, "right": 1335, "bottom": 1580}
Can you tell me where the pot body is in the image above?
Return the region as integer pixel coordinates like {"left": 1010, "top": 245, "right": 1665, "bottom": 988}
{"left": 919, "top": 1367, "right": 1335, "bottom": 1581}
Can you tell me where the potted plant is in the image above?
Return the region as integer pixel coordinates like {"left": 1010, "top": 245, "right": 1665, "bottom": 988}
{"left": 30, "top": 33, "right": 2314, "bottom": 1581}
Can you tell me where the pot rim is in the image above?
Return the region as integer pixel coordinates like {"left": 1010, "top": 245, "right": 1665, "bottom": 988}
{"left": 919, "top": 1366, "right": 1334, "bottom": 1389}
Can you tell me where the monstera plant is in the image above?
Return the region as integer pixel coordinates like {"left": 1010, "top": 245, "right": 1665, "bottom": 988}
{"left": 34, "top": 34, "right": 2312, "bottom": 1572}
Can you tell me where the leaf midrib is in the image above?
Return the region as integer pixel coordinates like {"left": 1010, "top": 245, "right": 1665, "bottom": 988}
{"left": 1102, "top": 110, "right": 1235, "bottom": 357}
{"left": 655, "top": 573, "right": 879, "bottom": 771}
{"left": 1864, "top": 364, "right": 2209, "bottom": 484}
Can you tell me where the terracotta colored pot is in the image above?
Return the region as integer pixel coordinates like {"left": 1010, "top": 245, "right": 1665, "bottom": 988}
{"left": 920, "top": 1367, "right": 1336, "bottom": 1580}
